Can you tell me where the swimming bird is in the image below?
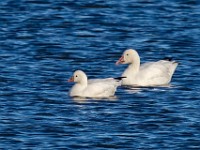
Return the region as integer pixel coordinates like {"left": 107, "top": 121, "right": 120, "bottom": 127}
{"left": 68, "top": 70, "right": 123, "bottom": 98}
{"left": 116, "top": 49, "right": 178, "bottom": 86}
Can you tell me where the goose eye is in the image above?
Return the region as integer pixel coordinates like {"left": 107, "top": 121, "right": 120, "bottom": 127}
{"left": 126, "top": 54, "right": 129, "bottom": 56}
{"left": 75, "top": 75, "right": 78, "bottom": 77}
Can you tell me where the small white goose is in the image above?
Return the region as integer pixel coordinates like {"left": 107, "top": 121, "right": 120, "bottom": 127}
{"left": 68, "top": 70, "right": 123, "bottom": 98}
{"left": 116, "top": 49, "right": 178, "bottom": 86}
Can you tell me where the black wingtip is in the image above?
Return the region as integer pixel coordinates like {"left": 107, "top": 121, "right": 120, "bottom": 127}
{"left": 114, "top": 76, "right": 126, "bottom": 80}
{"left": 163, "top": 57, "right": 173, "bottom": 61}
{"left": 173, "top": 61, "right": 179, "bottom": 65}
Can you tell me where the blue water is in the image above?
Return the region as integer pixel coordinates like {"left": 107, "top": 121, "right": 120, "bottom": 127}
{"left": 0, "top": 0, "right": 200, "bottom": 149}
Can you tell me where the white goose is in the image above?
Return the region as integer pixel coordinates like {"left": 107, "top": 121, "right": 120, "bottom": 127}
{"left": 68, "top": 70, "right": 123, "bottom": 98}
{"left": 116, "top": 49, "right": 178, "bottom": 86}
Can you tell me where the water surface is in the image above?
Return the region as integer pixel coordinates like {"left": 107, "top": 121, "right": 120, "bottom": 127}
{"left": 0, "top": 0, "right": 200, "bottom": 149}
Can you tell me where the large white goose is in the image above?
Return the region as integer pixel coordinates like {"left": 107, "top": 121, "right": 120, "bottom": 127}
{"left": 68, "top": 70, "right": 123, "bottom": 98}
{"left": 116, "top": 49, "right": 178, "bottom": 86}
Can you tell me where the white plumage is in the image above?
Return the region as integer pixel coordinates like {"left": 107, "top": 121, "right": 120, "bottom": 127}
{"left": 116, "top": 49, "right": 178, "bottom": 86}
{"left": 68, "top": 70, "right": 122, "bottom": 98}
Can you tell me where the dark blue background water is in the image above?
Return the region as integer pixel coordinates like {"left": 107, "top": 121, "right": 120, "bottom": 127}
{"left": 0, "top": 0, "right": 200, "bottom": 149}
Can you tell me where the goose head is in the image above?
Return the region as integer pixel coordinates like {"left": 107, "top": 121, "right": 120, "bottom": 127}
{"left": 116, "top": 49, "right": 140, "bottom": 65}
{"left": 68, "top": 70, "right": 87, "bottom": 84}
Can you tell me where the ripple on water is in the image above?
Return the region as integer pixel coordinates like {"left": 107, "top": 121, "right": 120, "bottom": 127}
{"left": 0, "top": 0, "right": 200, "bottom": 149}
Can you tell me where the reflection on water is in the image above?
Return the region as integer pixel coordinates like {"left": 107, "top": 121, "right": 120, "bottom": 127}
{"left": 72, "top": 96, "right": 119, "bottom": 103}
{"left": 122, "top": 86, "right": 142, "bottom": 94}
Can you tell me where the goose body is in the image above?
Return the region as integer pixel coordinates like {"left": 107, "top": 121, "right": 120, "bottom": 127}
{"left": 116, "top": 49, "right": 178, "bottom": 86}
{"left": 68, "top": 70, "right": 122, "bottom": 98}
